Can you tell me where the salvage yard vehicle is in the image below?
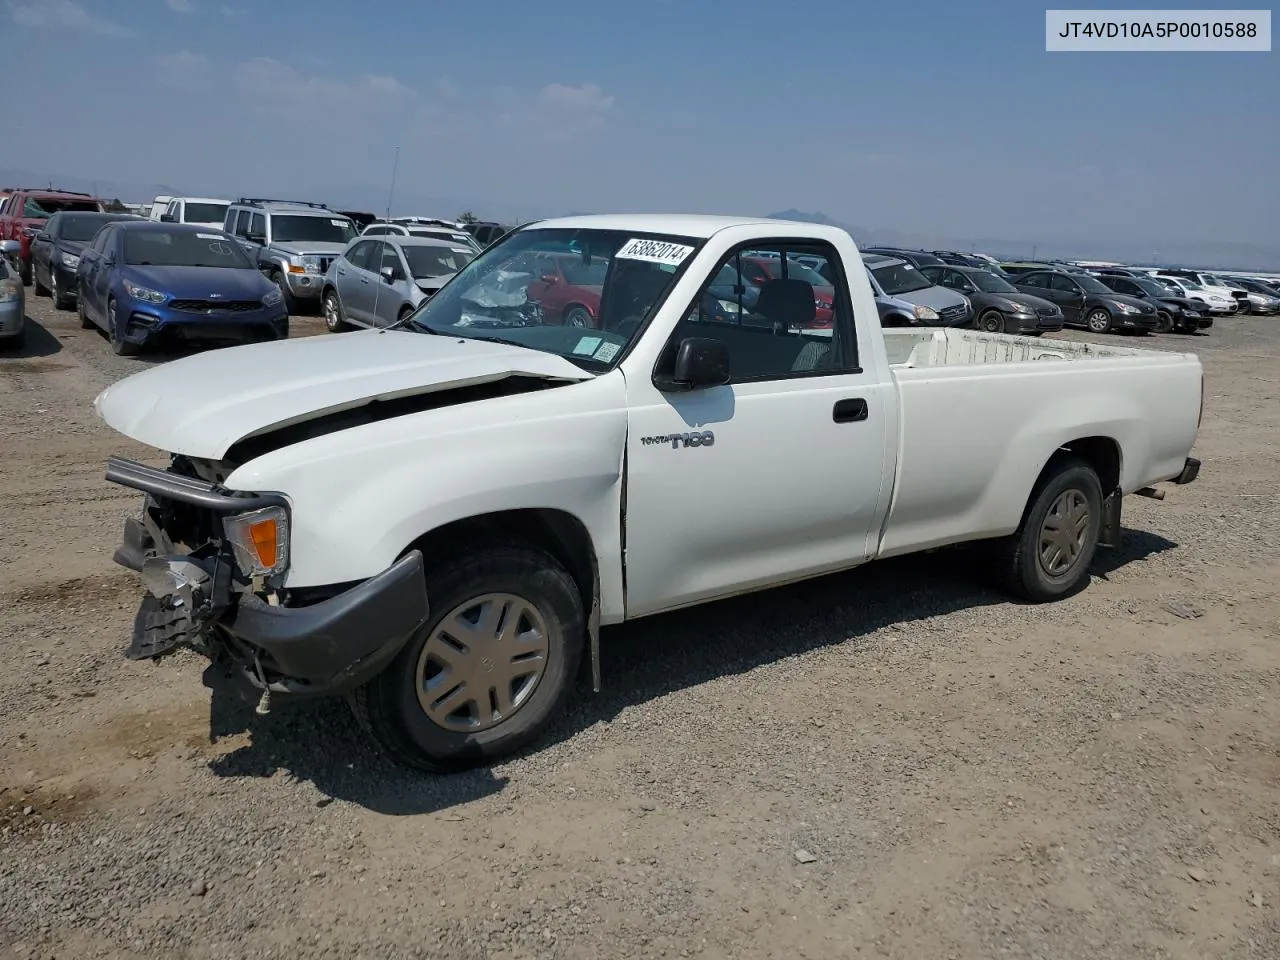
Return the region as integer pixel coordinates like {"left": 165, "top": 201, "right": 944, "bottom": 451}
{"left": 1012, "top": 268, "right": 1159, "bottom": 334}
{"left": 94, "top": 214, "right": 1204, "bottom": 773}
{"left": 919, "top": 264, "right": 1064, "bottom": 335}
{"left": 321, "top": 235, "right": 475, "bottom": 331}
{"left": 0, "top": 187, "right": 105, "bottom": 285}
{"left": 0, "top": 240, "right": 25, "bottom": 348}
{"left": 77, "top": 222, "right": 289, "bottom": 354}
{"left": 222, "top": 198, "right": 359, "bottom": 313}
{"left": 29, "top": 210, "right": 144, "bottom": 309}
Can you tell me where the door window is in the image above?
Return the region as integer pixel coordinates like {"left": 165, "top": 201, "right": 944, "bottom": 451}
{"left": 1049, "top": 274, "right": 1079, "bottom": 293}
{"left": 379, "top": 243, "right": 404, "bottom": 279}
{"left": 1019, "top": 272, "right": 1049, "bottom": 289}
{"left": 346, "top": 240, "right": 377, "bottom": 270}
{"left": 249, "top": 213, "right": 266, "bottom": 240}
{"left": 656, "top": 241, "right": 859, "bottom": 383}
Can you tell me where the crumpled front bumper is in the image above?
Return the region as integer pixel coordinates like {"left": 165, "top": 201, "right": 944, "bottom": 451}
{"left": 106, "top": 456, "right": 430, "bottom": 696}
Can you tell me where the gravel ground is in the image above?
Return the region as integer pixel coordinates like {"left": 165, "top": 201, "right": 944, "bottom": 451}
{"left": 2, "top": 297, "right": 1278, "bottom": 960}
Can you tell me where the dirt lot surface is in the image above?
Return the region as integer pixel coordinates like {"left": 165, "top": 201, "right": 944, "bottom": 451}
{"left": 1, "top": 297, "right": 1278, "bottom": 960}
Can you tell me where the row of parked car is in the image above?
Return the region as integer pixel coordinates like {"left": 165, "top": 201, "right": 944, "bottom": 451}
{"left": 848, "top": 245, "right": 1280, "bottom": 337}
{"left": 2, "top": 183, "right": 1276, "bottom": 353}
{"left": 0, "top": 187, "right": 521, "bottom": 351}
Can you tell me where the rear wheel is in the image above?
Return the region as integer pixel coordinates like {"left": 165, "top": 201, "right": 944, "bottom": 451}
{"left": 978, "top": 309, "right": 1005, "bottom": 333}
{"left": 563, "top": 305, "right": 594, "bottom": 329}
{"left": 351, "top": 542, "right": 585, "bottom": 772}
{"left": 20, "top": 258, "right": 33, "bottom": 287}
{"left": 32, "top": 262, "right": 48, "bottom": 296}
{"left": 991, "top": 454, "right": 1103, "bottom": 602}
{"left": 1086, "top": 308, "right": 1112, "bottom": 334}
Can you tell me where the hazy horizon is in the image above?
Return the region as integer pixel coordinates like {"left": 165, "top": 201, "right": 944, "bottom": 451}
{"left": 4, "top": 0, "right": 1277, "bottom": 268}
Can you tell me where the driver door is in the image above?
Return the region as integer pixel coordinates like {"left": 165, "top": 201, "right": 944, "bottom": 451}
{"left": 622, "top": 240, "right": 892, "bottom": 618}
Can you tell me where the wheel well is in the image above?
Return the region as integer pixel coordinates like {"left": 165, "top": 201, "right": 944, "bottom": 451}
{"left": 565, "top": 302, "right": 594, "bottom": 318}
{"left": 401, "top": 509, "right": 596, "bottom": 614}
{"left": 1056, "top": 436, "right": 1121, "bottom": 493}
{"left": 398, "top": 303, "right": 413, "bottom": 319}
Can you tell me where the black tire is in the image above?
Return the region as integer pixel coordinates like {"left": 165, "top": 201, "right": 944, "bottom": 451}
{"left": 351, "top": 542, "right": 586, "bottom": 772}
{"left": 32, "top": 262, "right": 48, "bottom": 296}
{"left": 108, "top": 298, "right": 139, "bottom": 356}
{"left": 992, "top": 454, "right": 1103, "bottom": 603}
{"left": 978, "top": 310, "right": 1005, "bottom": 333}
{"left": 50, "top": 271, "right": 71, "bottom": 310}
{"left": 1085, "top": 308, "right": 1112, "bottom": 334}
{"left": 271, "top": 272, "right": 298, "bottom": 316}
{"left": 1154, "top": 311, "right": 1174, "bottom": 333}
{"left": 396, "top": 304, "right": 414, "bottom": 326}
{"left": 321, "top": 289, "right": 348, "bottom": 333}
{"left": 19, "top": 258, "right": 32, "bottom": 287}
{"left": 562, "top": 305, "right": 595, "bottom": 329}
{"left": 77, "top": 285, "right": 94, "bottom": 329}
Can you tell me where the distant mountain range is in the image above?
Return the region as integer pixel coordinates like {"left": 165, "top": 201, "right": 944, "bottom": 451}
{"left": 766, "top": 209, "right": 1280, "bottom": 272}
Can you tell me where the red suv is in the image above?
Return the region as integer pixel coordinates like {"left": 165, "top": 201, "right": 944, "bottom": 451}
{"left": 0, "top": 188, "right": 105, "bottom": 285}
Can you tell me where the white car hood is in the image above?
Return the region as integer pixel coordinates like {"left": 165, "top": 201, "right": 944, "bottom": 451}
{"left": 93, "top": 329, "right": 593, "bottom": 460}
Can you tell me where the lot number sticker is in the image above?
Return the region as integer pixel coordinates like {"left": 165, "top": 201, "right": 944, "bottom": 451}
{"left": 616, "top": 238, "right": 694, "bottom": 266}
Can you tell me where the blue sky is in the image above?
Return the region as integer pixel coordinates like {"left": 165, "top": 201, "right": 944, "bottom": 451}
{"left": 3, "top": 0, "right": 1278, "bottom": 251}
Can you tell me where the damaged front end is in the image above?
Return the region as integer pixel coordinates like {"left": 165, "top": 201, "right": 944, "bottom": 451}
{"left": 106, "top": 455, "right": 429, "bottom": 702}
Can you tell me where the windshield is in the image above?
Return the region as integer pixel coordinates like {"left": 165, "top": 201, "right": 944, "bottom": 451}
{"left": 408, "top": 227, "right": 479, "bottom": 248}
{"left": 1166, "top": 276, "right": 1200, "bottom": 290}
{"left": 61, "top": 215, "right": 124, "bottom": 242}
{"left": 402, "top": 245, "right": 474, "bottom": 278}
{"left": 272, "top": 215, "right": 357, "bottom": 244}
{"left": 1133, "top": 278, "right": 1171, "bottom": 298}
{"left": 184, "top": 202, "right": 229, "bottom": 223}
{"left": 873, "top": 262, "right": 932, "bottom": 295}
{"left": 1075, "top": 274, "right": 1115, "bottom": 295}
{"left": 969, "top": 270, "right": 1017, "bottom": 293}
{"left": 407, "top": 227, "right": 702, "bottom": 370}
{"left": 123, "top": 229, "right": 251, "bottom": 268}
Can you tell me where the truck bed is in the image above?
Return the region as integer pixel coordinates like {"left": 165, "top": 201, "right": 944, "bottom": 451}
{"left": 884, "top": 328, "right": 1169, "bottom": 368}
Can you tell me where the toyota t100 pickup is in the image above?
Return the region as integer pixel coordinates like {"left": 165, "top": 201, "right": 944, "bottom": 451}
{"left": 94, "top": 215, "right": 1204, "bottom": 772}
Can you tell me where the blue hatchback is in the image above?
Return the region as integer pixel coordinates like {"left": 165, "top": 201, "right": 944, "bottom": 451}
{"left": 76, "top": 222, "right": 289, "bottom": 355}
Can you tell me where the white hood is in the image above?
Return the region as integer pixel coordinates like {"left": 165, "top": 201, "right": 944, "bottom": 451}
{"left": 93, "top": 329, "right": 593, "bottom": 460}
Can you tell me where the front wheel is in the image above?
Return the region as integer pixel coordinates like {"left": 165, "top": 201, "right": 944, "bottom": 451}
{"left": 108, "top": 299, "right": 139, "bottom": 356}
{"left": 1155, "top": 310, "right": 1174, "bottom": 333}
{"left": 978, "top": 310, "right": 1005, "bottom": 333}
{"left": 32, "top": 262, "right": 48, "bottom": 296}
{"left": 1086, "top": 308, "right": 1112, "bottom": 334}
{"left": 322, "top": 289, "right": 348, "bottom": 333}
{"left": 992, "top": 455, "right": 1103, "bottom": 602}
{"left": 77, "top": 285, "right": 94, "bottom": 328}
{"left": 50, "top": 270, "right": 71, "bottom": 310}
{"left": 272, "top": 272, "right": 298, "bottom": 316}
{"left": 351, "top": 543, "right": 586, "bottom": 772}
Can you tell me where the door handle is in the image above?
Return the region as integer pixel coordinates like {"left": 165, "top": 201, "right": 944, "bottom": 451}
{"left": 360, "top": 277, "right": 370, "bottom": 284}
{"left": 833, "top": 398, "right": 868, "bottom": 423}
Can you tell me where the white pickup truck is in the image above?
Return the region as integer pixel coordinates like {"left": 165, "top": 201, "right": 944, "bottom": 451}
{"left": 95, "top": 214, "right": 1204, "bottom": 772}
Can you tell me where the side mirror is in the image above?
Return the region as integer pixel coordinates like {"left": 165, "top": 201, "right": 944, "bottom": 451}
{"left": 656, "top": 337, "right": 731, "bottom": 392}
{"left": 540, "top": 273, "right": 559, "bottom": 285}
{"left": 380, "top": 265, "right": 400, "bottom": 283}
{"left": 159, "top": 213, "right": 176, "bottom": 223}
{"left": 35, "top": 232, "right": 51, "bottom": 243}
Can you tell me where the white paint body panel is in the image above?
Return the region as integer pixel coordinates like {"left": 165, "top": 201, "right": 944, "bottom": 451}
{"left": 94, "top": 214, "right": 1204, "bottom": 623}
{"left": 93, "top": 330, "right": 593, "bottom": 459}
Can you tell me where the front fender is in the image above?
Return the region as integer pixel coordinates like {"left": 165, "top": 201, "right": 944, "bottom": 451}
{"left": 223, "top": 372, "right": 630, "bottom": 614}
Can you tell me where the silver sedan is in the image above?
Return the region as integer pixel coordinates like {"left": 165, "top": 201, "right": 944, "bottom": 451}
{"left": 320, "top": 235, "right": 476, "bottom": 332}
{"left": 0, "top": 240, "right": 25, "bottom": 348}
